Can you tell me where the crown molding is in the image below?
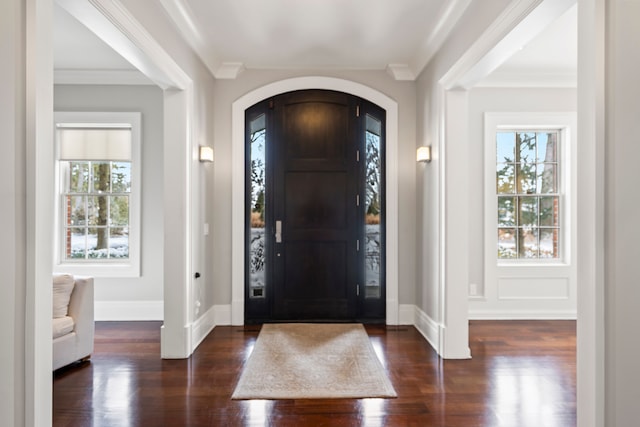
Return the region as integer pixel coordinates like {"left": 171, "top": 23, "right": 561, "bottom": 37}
{"left": 159, "top": 0, "right": 224, "bottom": 78}
{"left": 386, "top": 64, "right": 415, "bottom": 81}
{"left": 410, "top": 0, "right": 473, "bottom": 78}
{"left": 159, "top": 0, "right": 472, "bottom": 81}
{"left": 215, "top": 62, "right": 246, "bottom": 80}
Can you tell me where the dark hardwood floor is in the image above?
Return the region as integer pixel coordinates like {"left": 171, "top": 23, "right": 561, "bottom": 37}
{"left": 53, "top": 320, "right": 576, "bottom": 427}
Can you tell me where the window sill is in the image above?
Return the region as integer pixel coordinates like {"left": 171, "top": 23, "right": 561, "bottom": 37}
{"left": 496, "top": 260, "right": 570, "bottom": 268}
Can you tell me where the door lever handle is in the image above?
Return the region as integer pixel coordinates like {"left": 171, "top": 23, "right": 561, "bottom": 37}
{"left": 275, "top": 220, "right": 282, "bottom": 243}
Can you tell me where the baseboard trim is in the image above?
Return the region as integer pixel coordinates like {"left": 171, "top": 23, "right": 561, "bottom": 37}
{"left": 413, "top": 305, "right": 442, "bottom": 356}
{"left": 95, "top": 300, "right": 163, "bottom": 321}
{"left": 213, "top": 304, "right": 232, "bottom": 325}
{"left": 469, "top": 309, "right": 577, "bottom": 320}
{"left": 398, "top": 304, "right": 415, "bottom": 325}
{"left": 191, "top": 305, "right": 217, "bottom": 351}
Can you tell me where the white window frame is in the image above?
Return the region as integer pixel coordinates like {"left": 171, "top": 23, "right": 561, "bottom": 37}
{"left": 54, "top": 111, "right": 141, "bottom": 277}
{"left": 485, "top": 112, "right": 577, "bottom": 268}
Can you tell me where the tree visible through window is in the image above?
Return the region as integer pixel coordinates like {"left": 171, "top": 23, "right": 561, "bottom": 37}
{"left": 63, "top": 160, "right": 131, "bottom": 259}
{"left": 248, "top": 113, "right": 266, "bottom": 298}
{"left": 57, "top": 122, "right": 135, "bottom": 263}
{"left": 496, "top": 130, "right": 560, "bottom": 259}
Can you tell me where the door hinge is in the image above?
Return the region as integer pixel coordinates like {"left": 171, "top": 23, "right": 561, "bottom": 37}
{"left": 357, "top": 284, "right": 360, "bottom": 296}
{"left": 356, "top": 239, "right": 360, "bottom": 251}
{"left": 356, "top": 194, "right": 360, "bottom": 206}
{"left": 356, "top": 105, "right": 360, "bottom": 117}
{"left": 269, "top": 99, "right": 274, "bottom": 109}
{"left": 356, "top": 149, "right": 360, "bottom": 162}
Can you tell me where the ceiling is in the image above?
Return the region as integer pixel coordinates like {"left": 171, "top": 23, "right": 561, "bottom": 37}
{"left": 478, "top": 3, "right": 577, "bottom": 87}
{"left": 53, "top": 0, "right": 577, "bottom": 85}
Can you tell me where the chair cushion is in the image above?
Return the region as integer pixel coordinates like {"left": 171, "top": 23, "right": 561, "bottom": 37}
{"left": 53, "top": 274, "right": 75, "bottom": 318}
{"left": 52, "top": 316, "right": 75, "bottom": 339}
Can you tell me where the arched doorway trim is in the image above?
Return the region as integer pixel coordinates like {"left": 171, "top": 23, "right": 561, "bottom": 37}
{"left": 231, "top": 77, "right": 399, "bottom": 325}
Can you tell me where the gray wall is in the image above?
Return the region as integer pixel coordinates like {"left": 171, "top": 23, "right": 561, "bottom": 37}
{"left": 1, "top": 0, "right": 26, "bottom": 424}
{"left": 207, "top": 69, "right": 417, "bottom": 306}
{"left": 605, "top": 0, "right": 640, "bottom": 424}
{"left": 54, "top": 84, "right": 164, "bottom": 308}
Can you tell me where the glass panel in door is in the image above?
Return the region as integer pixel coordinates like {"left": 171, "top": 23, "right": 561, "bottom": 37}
{"left": 249, "top": 114, "right": 266, "bottom": 298}
{"left": 365, "top": 114, "right": 382, "bottom": 299}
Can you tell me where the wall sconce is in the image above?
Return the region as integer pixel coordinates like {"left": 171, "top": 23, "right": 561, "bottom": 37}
{"left": 417, "top": 146, "right": 431, "bottom": 163}
{"left": 199, "top": 145, "right": 214, "bottom": 163}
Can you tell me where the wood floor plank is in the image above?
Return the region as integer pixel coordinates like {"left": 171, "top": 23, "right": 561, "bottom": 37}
{"left": 53, "top": 320, "right": 576, "bottom": 426}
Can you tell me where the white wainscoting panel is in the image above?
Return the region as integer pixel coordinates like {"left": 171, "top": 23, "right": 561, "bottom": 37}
{"left": 498, "top": 277, "right": 570, "bottom": 300}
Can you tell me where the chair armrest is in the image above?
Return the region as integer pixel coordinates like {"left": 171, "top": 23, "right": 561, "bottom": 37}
{"left": 67, "top": 276, "right": 94, "bottom": 349}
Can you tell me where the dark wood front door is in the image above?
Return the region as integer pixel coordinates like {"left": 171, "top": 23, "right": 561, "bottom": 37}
{"left": 272, "top": 90, "right": 358, "bottom": 320}
{"left": 245, "top": 90, "right": 386, "bottom": 323}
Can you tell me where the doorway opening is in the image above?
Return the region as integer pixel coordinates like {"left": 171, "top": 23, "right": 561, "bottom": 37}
{"left": 244, "top": 90, "right": 386, "bottom": 323}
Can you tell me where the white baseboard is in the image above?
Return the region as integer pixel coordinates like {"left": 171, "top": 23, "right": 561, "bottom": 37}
{"left": 412, "top": 305, "right": 442, "bottom": 356}
{"left": 398, "top": 304, "right": 416, "bottom": 325}
{"left": 191, "top": 305, "right": 217, "bottom": 350}
{"left": 95, "top": 300, "right": 163, "bottom": 321}
{"left": 469, "top": 309, "right": 577, "bottom": 320}
{"left": 213, "top": 304, "right": 232, "bottom": 325}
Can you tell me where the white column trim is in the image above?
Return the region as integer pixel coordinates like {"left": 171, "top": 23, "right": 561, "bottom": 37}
{"left": 26, "top": 0, "right": 55, "bottom": 425}
{"left": 576, "top": 0, "right": 606, "bottom": 425}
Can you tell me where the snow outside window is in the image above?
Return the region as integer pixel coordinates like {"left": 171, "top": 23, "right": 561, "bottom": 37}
{"left": 54, "top": 112, "right": 141, "bottom": 277}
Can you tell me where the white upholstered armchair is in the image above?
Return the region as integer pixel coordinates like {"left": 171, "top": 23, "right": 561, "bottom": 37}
{"left": 52, "top": 275, "right": 95, "bottom": 371}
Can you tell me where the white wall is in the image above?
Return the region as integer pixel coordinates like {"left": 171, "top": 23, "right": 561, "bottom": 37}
{"left": 208, "top": 69, "right": 417, "bottom": 309}
{"left": 604, "top": 0, "right": 640, "bottom": 424}
{"left": 468, "top": 87, "right": 577, "bottom": 319}
{"left": 1, "top": 1, "right": 26, "bottom": 424}
{"left": 54, "top": 84, "right": 165, "bottom": 320}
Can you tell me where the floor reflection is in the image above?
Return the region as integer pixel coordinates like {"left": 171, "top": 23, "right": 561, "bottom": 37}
{"left": 489, "top": 356, "right": 572, "bottom": 427}
{"left": 360, "top": 398, "right": 386, "bottom": 427}
{"left": 242, "top": 399, "right": 273, "bottom": 427}
{"left": 369, "top": 338, "right": 387, "bottom": 368}
{"left": 92, "top": 364, "right": 136, "bottom": 426}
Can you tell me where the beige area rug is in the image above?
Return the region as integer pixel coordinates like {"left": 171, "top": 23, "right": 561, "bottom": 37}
{"left": 231, "top": 323, "right": 397, "bottom": 400}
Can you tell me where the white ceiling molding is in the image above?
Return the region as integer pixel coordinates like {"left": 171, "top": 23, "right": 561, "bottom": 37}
{"left": 54, "top": 69, "right": 154, "bottom": 85}
{"left": 440, "top": 0, "right": 576, "bottom": 90}
{"left": 159, "top": 0, "right": 223, "bottom": 78}
{"left": 158, "top": 0, "right": 472, "bottom": 80}
{"left": 409, "top": 0, "right": 473, "bottom": 78}
{"left": 215, "top": 62, "right": 246, "bottom": 80}
{"left": 386, "top": 64, "right": 416, "bottom": 81}
{"left": 55, "top": 0, "right": 576, "bottom": 85}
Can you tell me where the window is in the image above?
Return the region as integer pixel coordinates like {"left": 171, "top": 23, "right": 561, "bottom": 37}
{"left": 496, "top": 130, "right": 560, "bottom": 259}
{"left": 364, "top": 114, "right": 383, "bottom": 298}
{"left": 248, "top": 112, "right": 266, "bottom": 299}
{"left": 54, "top": 112, "right": 141, "bottom": 277}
